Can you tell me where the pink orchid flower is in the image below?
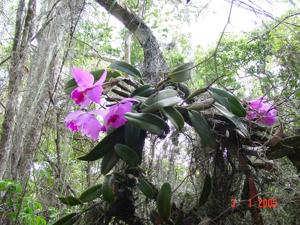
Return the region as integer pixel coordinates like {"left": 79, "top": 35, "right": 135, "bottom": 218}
{"left": 246, "top": 96, "right": 277, "bottom": 126}
{"left": 65, "top": 110, "right": 102, "bottom": 141}
{"left": 101, "top": 98, "right": 138, "bottom": 132}
{"left": 71, "top": 68, "right": 107, "bottom": 108}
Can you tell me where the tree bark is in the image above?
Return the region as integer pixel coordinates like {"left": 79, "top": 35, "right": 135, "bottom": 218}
{"left": 94, "top": 0, "right": 168, "bottom": 83}
{"left": 9, "top": 0, "right": 85, "bottom": 187}
{"left": 0, "top": 0, "right": 35, "bottom": 180}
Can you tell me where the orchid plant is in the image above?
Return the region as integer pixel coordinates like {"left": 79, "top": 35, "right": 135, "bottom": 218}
{"left": 55, "top": 61, "right": 290, "bottom": 225}
{"left": 65, "top": 68, "right": 137, "bottom": 141}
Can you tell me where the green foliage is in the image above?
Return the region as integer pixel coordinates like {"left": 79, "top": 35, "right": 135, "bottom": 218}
{"left": 198, "top": 174, "right": 212, "bottom": 207}
{"left": 109, "top": 60, "right": 142, "bottom": 79}
{"left": 125, "top": 112, "right": 168, "bottom": 135}
{"left": 137, "top": 177, "right": 157, "bottom": 199}
{"left": 52, "top": 213, "right": 78, "bottom": 225}
{"left": 157, "top": 183, "right": 172, "bottom": 221}
{"left": 102, "top": 175, "right": 115, "bottom": 203}
{"left": 114, "top": 144, "right": 139, "bottom": 167}
{"left": 78, "top": 127, "right": 125, "bottom": 161}
{"left": 209, "top": 87, "right": 246, "bottom": 117}
{"left": 0, "top": 180, "right": 47, "bottom": 225}
{"left": 168, "top": 62, "right": 193, "bottom": 82}
{"left": 188, "top": 110, "right": 216, "bottom": 148}
{"left": 161, "top": 107, "right": 185, "bottom": 131}
{"left": 141, "top": 89, "right": 181, "bottom": 112}
{"left": 79, "top": 184, "right": 102, "bottom": 203}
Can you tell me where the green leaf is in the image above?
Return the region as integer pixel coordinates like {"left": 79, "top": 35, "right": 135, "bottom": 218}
{"left": 213, "top": 103, "right": 249, "bottom": 137}
{"left": 168, "top": 62, "right": 193, "bottom": 82}
{"left": 102, "top": 175, "right": 115, "bottom": 203}
{"left": 58, "top": 196, "right": 82, "bottom": 206}
{"left": 79, "top": 184, "right": 102, "bottom": 203}
{"left": 124, "top": 123, "right": 141, "bottom": 149}
{"left": 157, "top": 183, "right": 172, "bottom": 221}
{"left": 101, "top": 150, "right": 119, "bottom": 175}
{"left": 198, "top": 174, "right": 212, "bottom": 207}
{"left": 131, "top": 85, "right": 156, "bottom": 97}
{"left": 125, "top": 112, "right": 168, "bottom": 135}
{"left": 64, "top": 79, "right": 77, "bottom": 95}
{"left": 64, "top": 69, "right": 120, "bottom": 95}
{"left": 78, "top": 127, "right": 124, "bottom": 161}
{"left": 114, "top": 144, "right": 139, "bottom": 167}
{"left": 143, "top": 97, "right": 181, "bottom": 113}
{"left": 109, "top": 60, "right": 142, "bottom": 79}
{"left": 141, "top": 89, "right": 181, "bottom": 112}
{"left": 161, "top": 107, "right": 184, "bottom": 131}
{"left": 52, "top": 213, "right": 78, "bottom": 225}
{"left": 209, "top": 87, "right": 246, "bottom": 117}
{"left": 137, "top": 177, "right": 157, "bottom": 199}
{"left": 188, "top": 110, "right": 216, "bottom": 148}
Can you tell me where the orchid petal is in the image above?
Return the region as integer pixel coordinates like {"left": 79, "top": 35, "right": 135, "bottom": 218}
{"left": 81, "top": 115, "right": 102, "bottom": 141}
{"left": 65, "top": 111, "right": 85, "bottom": 132}
{"left": 72, "top": 68, "right": 94, "bottom": 88}
{"left": 119, "top": 97, "right": 139, "bottom": 103}
{"left": 247, "top": 96, "right": 277, "bottom": 126}
{"left": 86, "top": 85, "right": 103, "bottom": 104}
{"left": 94, "top": 70, "right": 107, "bottom": 86}
{"left": 71, "top": 88, "right": 92, "bottom": 108}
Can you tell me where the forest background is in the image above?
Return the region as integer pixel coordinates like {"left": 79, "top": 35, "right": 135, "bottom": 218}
{"left": 0, "top": 0, "right": 299, "bottom": 225}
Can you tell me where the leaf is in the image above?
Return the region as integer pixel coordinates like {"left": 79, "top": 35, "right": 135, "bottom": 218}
{"left": 209, "top": 87, "right": 246, "bottom": 117}
{"left": 187, "top": 98, "right": 214, "bottom": 110}
{"left": 114, "top": 144, "right": 139, "bottom": 167}
{"left": 102, "top": 175, "right": 115, "bottom": 203}
{"left": 52, "top": 213, "right": 78, "bottom": 225}
{"left": 143, "top": 97, "right": 181, "bottom": 113}
{"left": 58, "top": 196, "right": 82, "bottom": 206}
{"left": 198, "top": 174, "right": 212, "bottom": 207}
{"left": 161, "top": 107, "right": 184, "bottom": 131}
{"left": 157, "top": 183, "right": 172, "bottom": 221}
{"left": 124, "top": 123, "right": 141, "bottom": 149}
{"left": 79, "top": 184, "right": 102, "bottom": 203}
{"left": 213, "top": 103, "right": 249, "bottom": 137}
{"left": 141, "top": 89, "right": 181, "bottom": 112}
{"left": 188, "top": 110, "right": 216, "bottom": 148}
{"left": 186, "top": 88, "right": 207, "bottom": 101}
{"left": 137, "top": 177, "right": 157, "bottom": 199}
{"left": 109, "top": 60, "right": 142, "bottom": 79}
{"left": 125, "top": 112, "right": 168, "bottom": 135}
{"left": 64, "top": 69, "right": 120, "bottom": 95}
{"left": 131, "top": 85, "right": 156, "bottom": 97}
{"left": 168, "top": 62, "right": 193, "bottom": 82}
{"left": 101, "top": 150, "right": 119, "bottom": 175}
{"left": 78, "top": 127, "right": 124, "bottom": 161}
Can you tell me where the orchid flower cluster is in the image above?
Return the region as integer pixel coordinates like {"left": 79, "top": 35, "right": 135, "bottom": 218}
{"left": 65, "top": 68, "right": 136, "bottom": 141}
{"left": 246, "top": 96, "right": 277, "bottom": 126}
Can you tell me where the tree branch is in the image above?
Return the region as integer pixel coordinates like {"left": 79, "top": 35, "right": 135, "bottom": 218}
{"left": 94, "top": 0, "right": 168, "bottom": 83}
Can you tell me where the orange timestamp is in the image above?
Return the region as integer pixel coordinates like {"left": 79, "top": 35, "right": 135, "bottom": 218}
{"left": 231, "top": 197, "right": 278, "bottom": 209}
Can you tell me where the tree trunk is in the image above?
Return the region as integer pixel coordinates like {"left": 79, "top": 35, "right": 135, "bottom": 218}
{"left": 9, "top": 0, "right": 85, "bottom": 187}
{"left": 94, "top": 0, "right": 168, "bottom": 83}
{"left": 0, "top": 0, "right": 35, "bottom": 180}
